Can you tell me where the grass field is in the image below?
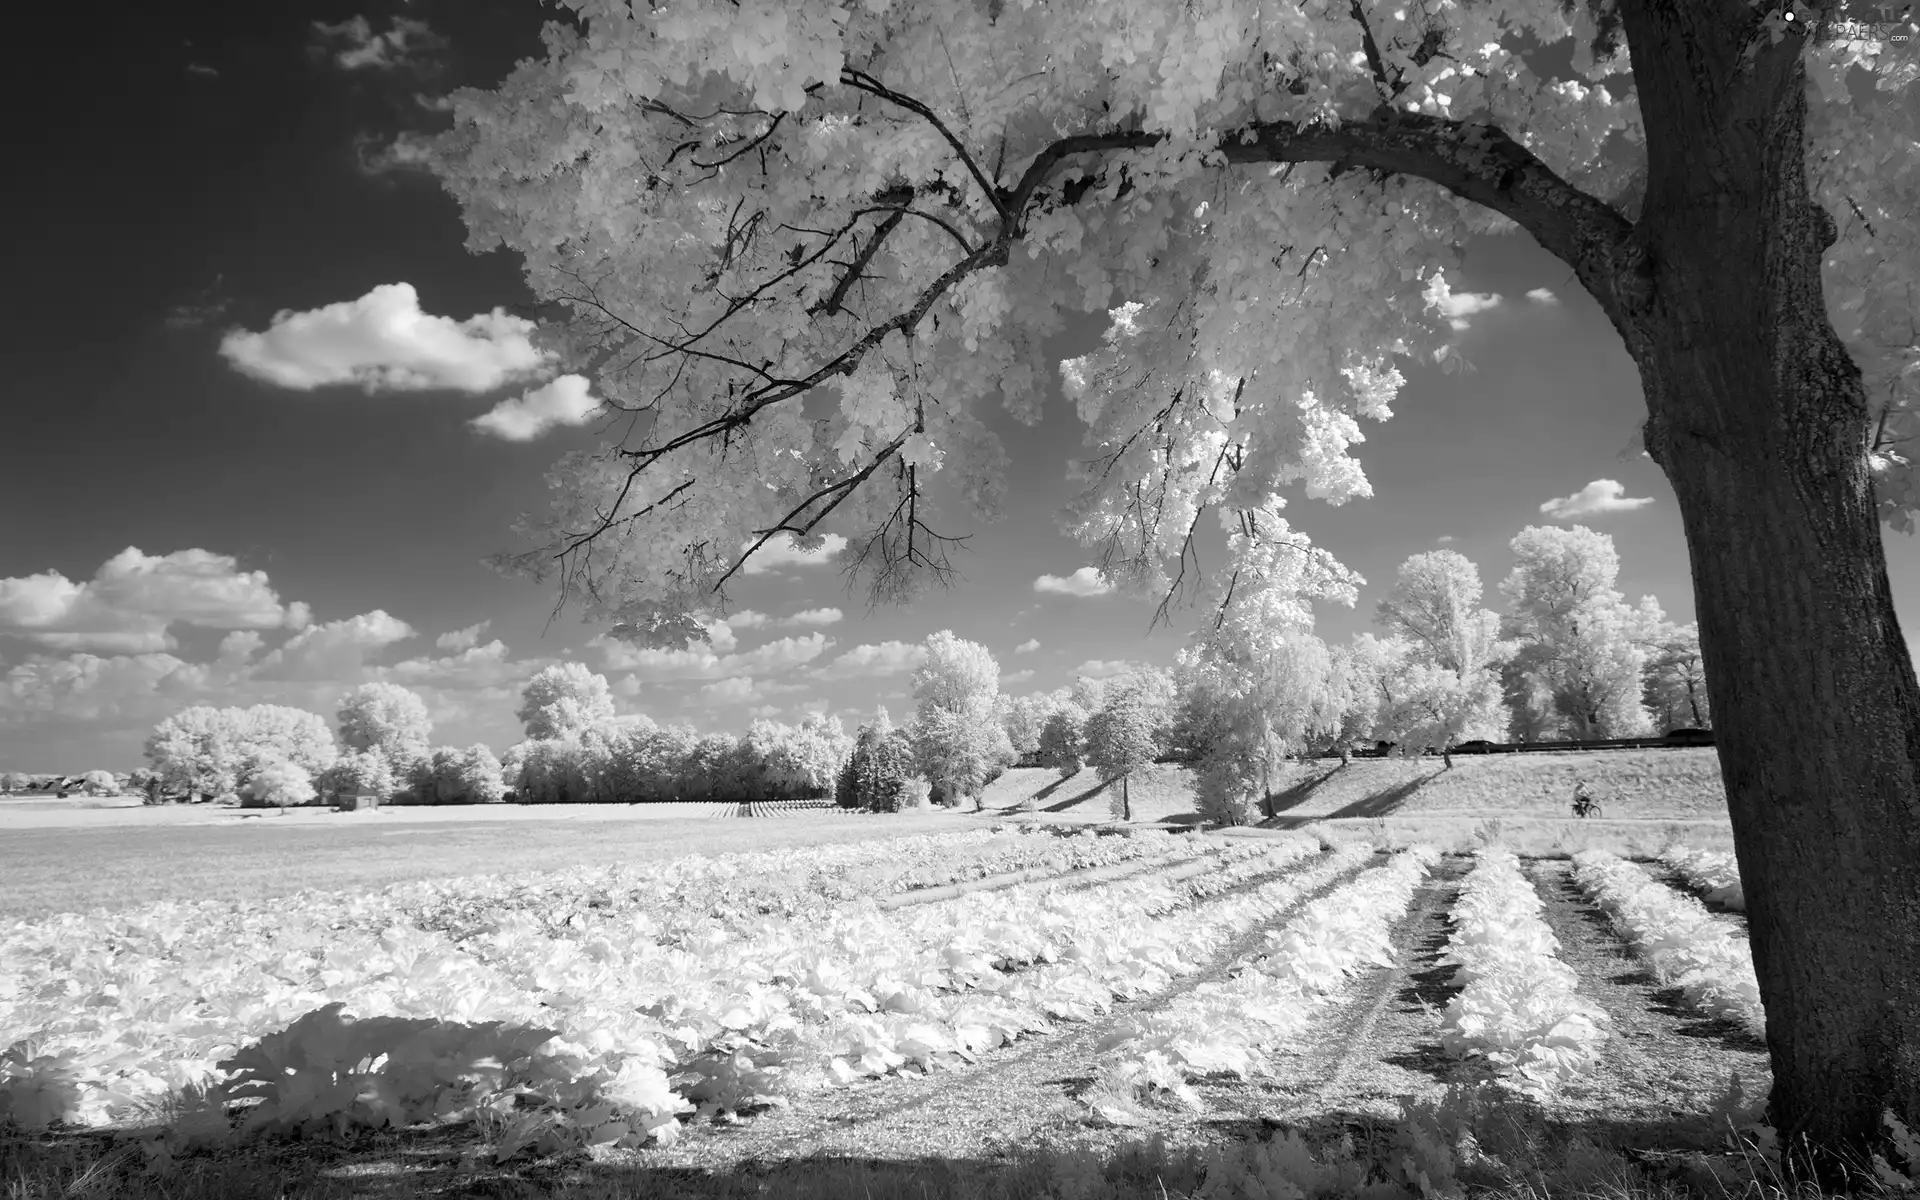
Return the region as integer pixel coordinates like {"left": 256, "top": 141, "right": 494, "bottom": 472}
{"left": 0, "top": 806, "right": 977, "bottom": 922}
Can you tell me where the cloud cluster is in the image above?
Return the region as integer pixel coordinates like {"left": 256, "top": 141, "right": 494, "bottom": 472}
{"left": 0, "top": 548, "right": 553, "bottom": 765}
{"left": 219, "top": 283, "right": 554, "bottom": 394}
{"left": 309, "top": 15, "right": 445, "bottom": 72}
{"left": 741, "top": 533, "right": 847, "bottom": 575}
{"left": 812, "top": 641, "right": 927, "bottom": 681}
{"left": 599, "top": 633, "right": 831, "bottom": 682}
{"left": 0, "top": 548, "right": 308, "bottom": 654}
{"left": 1071, "top": 659, "right": 1145, "bottom": 679}
{"left": 1538, "top": 478, "right": 1655, "bottom": 521}
{"left": 1033, "top": 567, "right": 1111, "bottom": 597}
{"left": 1014, "top": 638, "right": 1040, "bottom": 654}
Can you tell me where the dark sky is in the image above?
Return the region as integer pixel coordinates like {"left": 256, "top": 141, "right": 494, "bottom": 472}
{"left": 3, "top": 0, "right": 1915, "bottom": 769}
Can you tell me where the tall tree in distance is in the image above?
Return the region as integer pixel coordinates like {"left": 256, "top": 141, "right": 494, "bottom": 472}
{"left": 336, "top": 683, "right": 433, "bottom": 783}
{"left": 910, "top": 630, "right": 1011, "bottom": 807}
{"left": 1371, "top": 550, "right": 1515, "bottom": 762}
{"left": 1083, "top": 676, "right": 1162, "bottom": 821}
{"left": 516, "top": 662, "right": 619, "bottom": 741}
{"left": 1645, "top": 621, "right": 1714, "bottom": 732}
{"left": 1501, "top": 526, "right": 1654, "bottom": 739}
{"left": 426, "top": 0, "right": 1920, "bottom": 1161}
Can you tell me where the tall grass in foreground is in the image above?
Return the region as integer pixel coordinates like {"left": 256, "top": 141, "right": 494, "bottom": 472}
{"left": 6, "top": 1083, "right": 1914, "bottom": 1200}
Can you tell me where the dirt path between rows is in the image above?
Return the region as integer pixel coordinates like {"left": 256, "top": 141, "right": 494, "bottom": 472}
{"left": 1221, "top": 855, "right": 1494, "bottom": 1133}
{"left": 1521, "top": 859, "right": 1770, "bottom": 1150}
{"left": 613, "top": 850, "right": 1377, "bottom": 1173}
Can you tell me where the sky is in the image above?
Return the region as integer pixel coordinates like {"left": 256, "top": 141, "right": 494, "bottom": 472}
{"left": 3, "top": 2, "right": 1917, "bottom": 772}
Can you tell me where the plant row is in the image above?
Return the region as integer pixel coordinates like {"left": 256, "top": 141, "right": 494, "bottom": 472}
{"left": 1434, "top": 848, "right": 1609, "bottom": 1096}
{"left": 1087, "top": 844, "right": 1437, "bottom": 1116}
{"left": 1569, "top": 850, "right": 1764, "bottom": 1036}
{"left": 0, "top": 832, "right": 1322, "bottom": 1160}
{"left": 1657, "top": 847, "right": 1746, "bottom": 911}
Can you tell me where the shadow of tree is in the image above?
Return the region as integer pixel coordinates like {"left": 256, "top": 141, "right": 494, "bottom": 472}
{"left": 1042, "top": 776, "right": 1112, "bottom": 812}
{"left": 1319, "top": 775, "right": 1437, "bottom": 820}
{"left": 1265, "top": 763, "right": 1348, "bottom": 814}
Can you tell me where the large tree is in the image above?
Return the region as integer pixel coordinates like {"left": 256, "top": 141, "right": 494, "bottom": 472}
{"left": 1372, "top": 549, "right": 1516, "bottom": 761}
{"left": 425, "top": 0, "right": 1920, "bottom": 1161}
{"left": 336, "top": 683, "right": 433, "bottom": 781}
{"left": 1501, "top": 525, "right": 1655, "bottom": 738}
{"left": 910, "top": 630, "right": 1011, "bottom": 806}
{"left": 515, "top": 662, "right": 619, "bottom": 740}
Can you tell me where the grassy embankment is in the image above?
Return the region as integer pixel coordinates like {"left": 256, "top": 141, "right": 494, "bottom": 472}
{"left": 980, "top": 748, "right": 1733, "bottom": 854}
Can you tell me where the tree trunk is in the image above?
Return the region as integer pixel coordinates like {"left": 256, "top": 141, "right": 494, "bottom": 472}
{"left": 1121, "top": 773, "right": 1131, "bottom": 822}
{"left": 1609, "top": 0, "right": 1920, "bottom": 1164}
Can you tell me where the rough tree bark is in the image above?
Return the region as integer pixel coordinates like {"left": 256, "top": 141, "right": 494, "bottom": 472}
{"left": 1611, "top": 0, "right": 1920, "bottom": 1165}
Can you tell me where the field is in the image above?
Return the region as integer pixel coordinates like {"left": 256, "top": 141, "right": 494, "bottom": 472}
{"left": 3, "top": 752, "right": 1873, "bottom": 1200}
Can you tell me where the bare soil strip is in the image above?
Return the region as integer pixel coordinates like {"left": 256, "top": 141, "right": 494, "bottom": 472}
{"left": 1229, "top": 855, "right": 1485, "bottom": 1135}
{"left": 1521, "top": 859, "right": 1770, "bottom": 1148}
{"left": 609, "top": 851, "right": 1377, "bottom": 1174}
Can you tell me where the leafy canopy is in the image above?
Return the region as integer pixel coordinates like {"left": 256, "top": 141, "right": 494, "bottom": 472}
{"left": 425, "top": 0, "right": 1916, "bottom": 644}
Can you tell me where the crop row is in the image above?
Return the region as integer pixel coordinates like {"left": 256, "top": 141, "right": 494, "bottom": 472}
{"left": 1658, "top": 847, "right": 1746, "bottom": 911}
{"left": 0, "top": 832, "right": 1325, "bottom": 1159}
{"left": 1090, "top": 844, "right": 1437, "bottom": 1112}
{"left": 1435, "top": 848, "right": 1608, "bottom": 1096}
{"left": 1570, "top": 850, "right": 1764, "bottom": 1036}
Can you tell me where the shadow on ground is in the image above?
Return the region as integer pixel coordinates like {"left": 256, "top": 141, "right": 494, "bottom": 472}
{"left": 1319, "top": 775, "right": 1439, "bottom": 820}
{"left": 2, "top": 1099, "right": 1789, "bottom": 1200}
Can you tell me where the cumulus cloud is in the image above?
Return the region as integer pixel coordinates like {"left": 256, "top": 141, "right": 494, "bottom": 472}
{"left": 727, "top": 610, "right": 771, "bottom": 630}
{"left": 1003, "top": 669, "right": 1036, "bottom": 685}
{"left": 1526, "top": 288, "right": 1559, "bottom": 305}
{"left": 783, "top": 607, "right": 843, "bottom": 627}
{"left": 0, "top": 547, "right": 307, "bottom": 654}
{"left": 1, "top": 652, "right": 205, "bottom": 723}
{"left": 600, "top": 633, "right": 830, "bottom": 682}
{"left": 255, "top": 610, "right": 415, "bottom": 681}
{"left": 697, "top": 677, "right": 807, "bottom": 706}
{"left": 1426, "top": 279, "right": 1504, "bottom": 331}
{"left": 741, "top": 532, "right": 847, "bottom": 575}
{"left": 219, "top": 283, "right": 554, "bottom": 393}
{"left": 471, "top": 375, "right": 602, "bottom": 441}
{"left": 1538, "top": 478, "right": 1656, "bottom": 521}
{"left": 435, "top": 621, "right": 490, "bottom": 652}
{"left": 811, "top": 641, "right": 927, "bottom": 681}
{"left": 309, "top": 15, "right": 445, "bottom": 71}
{"left": 355, "top": 130, "right": 438, "bottom": 178}
{"left": 1033, "top": 567, "right": 1112, "bottom": 597}
{"left": 385, "top": 640, "right": 523, "bottom": 690}
{"left": 1014, "top": 638, "right": 1040, "bottom": 654}
{"left": 1072, "top": 659, "right": 1144, "bottom": 679}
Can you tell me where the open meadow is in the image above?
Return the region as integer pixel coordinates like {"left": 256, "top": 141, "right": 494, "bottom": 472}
{"left": 3, "top": 750, "right": 1880, "bottom": 1200}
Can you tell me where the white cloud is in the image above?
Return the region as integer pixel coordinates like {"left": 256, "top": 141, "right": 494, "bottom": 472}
{"left": 783, "top": 607, "right": 843, "bottom": 627}
{"left": 1, "top": 652, "right": 205, "bottom": 723}
{"left": 255, "top": 610, "right": 415, "bottom": 681}
{"left": 1014, "top": 638, "right": 1040, "bottom": 654}
{"left": 309, "top": 15, "right": 444, "bottom": 71}
{"left": 741, "top": 532, "right": 847, "bottom": 575}
{"left": 1538, "top": 478, "right": 1656, "bottom": 521}
{"left": 471, "top": 375, "right": 602, "bottom": 441}
{"left": 697, "top": 619, "right": 738, "bottom": 653}
{"left": 1003, "top": 669, "right": 1035, "bottom": 685}
{"left": 1525, "top": 288, "right": 1559, "bottom": 305}
{"left": 385, "top": 640, "right": 524, "bottom": 690}
{"left": 355, "top": 131, "right": 438, "bottom": 178}
{"left": 1072, "top": 659, "right": 1144, "bottom": 679}
{"left": 812, "top": 641, "right": 927, "bottom": 681}
{"left": 727, "top": 610, "right": 771, "bottom": 630}
{"left": 697, "top": 677, "right": 807, "bottom": 706}
{"left": 0, "top": 547, "right": 307, "bottom": 654}
{"left": 219, "top": 283, "right": 554, "bottom": 393}
{"left": 1429, "top": 288, "right": 1503, "bottom": 331}
{"left": 435, "top": 621, "right": 491, "bottom": 652}
{"left": 1033, "top": 567, "right": 1112, "bottom": 597}
{"left": 1435, "top": 535, "right": 1455, "bottom": 545}
{"left": 747, "top": 704, "right": 784, "bottom": 719}
{"left": 600, "top": 633, "right": 831, "bottom": 681}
